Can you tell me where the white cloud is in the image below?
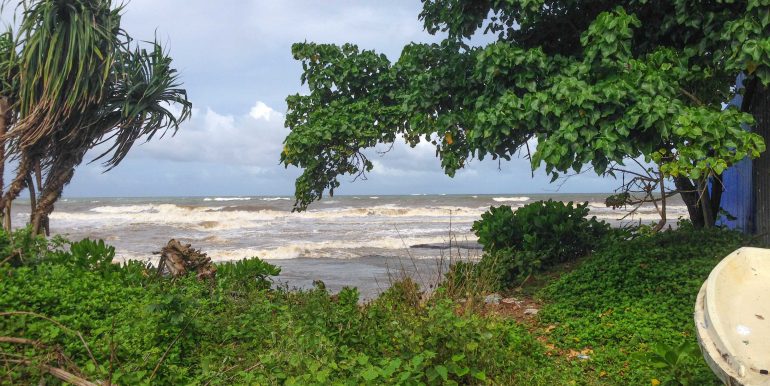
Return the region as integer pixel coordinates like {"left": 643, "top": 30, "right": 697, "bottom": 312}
{"left": 249, "top": 101, "right": 282, "bottom": 121}
{"left": 130, "top": 101, "right": 288, "bottom": 167}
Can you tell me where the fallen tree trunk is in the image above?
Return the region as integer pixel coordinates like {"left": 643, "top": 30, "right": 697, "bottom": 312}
{"left": 156, "top": 239, "right": 217, "bottom": 281}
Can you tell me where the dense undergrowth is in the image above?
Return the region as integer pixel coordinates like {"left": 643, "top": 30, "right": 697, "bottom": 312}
{"left": 0, "top": 229, "right": 567, "bottom": 385}
{"left": 0, "top": 222, "right": 752, "bottom": 385}
{"left": 538, "top": 223, "right": 749, "bottom": 385}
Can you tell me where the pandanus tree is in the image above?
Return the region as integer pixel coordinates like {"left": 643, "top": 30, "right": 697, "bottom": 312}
{"left": 283, "top": 0, "right": 770, "bottom": 230}
{"left": 0, "top": 0, "right": 191, "bottom": 235}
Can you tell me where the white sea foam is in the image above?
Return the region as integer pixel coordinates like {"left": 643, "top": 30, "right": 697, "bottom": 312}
{"left": 51, "top": 204, "right": 486, "bottom": 232}
{"left": 113, "top": 235, "right": 464, "bottom": 262}
{"left": 91, "top": 205, "right": 157, "bottom": 214}
{"left": 204, "top": 235, "right": 461, "bottom": 260}
{"left": 587, "top": 201, "right": 689, "bottom": 212}
{"left": 60, "top": 201, "right": 690, "bottom": 233}
{"left": 261, "top": 197, "right": 290, "bottom": 201}
{"left": 60, "top": 204, "right": 263, "bottom": 230}
{"left": 203, "top": 197, "right": 252, "bottom": 202}
{"left": 588, "top": 201, "right": 690, "bottom": 222}
{"left": 298, "top": 205, "right": 483, "bottom": 219}
{"left": 492, "top": 196, "right": 530, "bottom": 202}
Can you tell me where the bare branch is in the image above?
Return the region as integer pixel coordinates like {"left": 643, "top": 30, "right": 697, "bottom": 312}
{"left": 0, "top": 312, "right": 98, "bottom": 369}
{"left": 679, "top": 87, "right": 704, "bottom": 106}
{"left": 0, "top": 336, "right": 41, "bottom": 347}
{"left": 1, "top": 360, "right": 98, "bottom": 386}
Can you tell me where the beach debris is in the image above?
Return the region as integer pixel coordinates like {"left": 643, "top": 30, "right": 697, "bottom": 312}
{"left": 524, "top": 308, "right": 539, "bottom": 316}
{"left": 484, "top": 293, "right": 502, "bottom": 304}
{"left": 313, "top": 280, "right": 327, "bottom": 290}
{"left": 501, "top": 297, "right": 527, "bottom": 307}
{"left": 567, "top": 348, "right": 593, "bottom": 360}
{"left": 156, "top": 239, "right": 217, "bottom": 280}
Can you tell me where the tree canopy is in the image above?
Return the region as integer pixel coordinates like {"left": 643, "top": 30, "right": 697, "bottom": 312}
{"left": 283, "top": 0, "right": 770, "bottom": 227}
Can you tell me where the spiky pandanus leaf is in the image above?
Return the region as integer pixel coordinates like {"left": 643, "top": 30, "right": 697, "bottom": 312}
{"left": 7, "top": 0, "right": 122, "bottom": 152}
{"left": 0, "top": 30, "right": 20, "bottom": 100}
{"left": 90, "top": 41, "right": 191, "bottom": 170}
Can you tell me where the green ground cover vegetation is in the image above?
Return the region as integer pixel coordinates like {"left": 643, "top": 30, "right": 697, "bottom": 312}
{"left": 0, "top": 205, "right": 754, "bottom": 385}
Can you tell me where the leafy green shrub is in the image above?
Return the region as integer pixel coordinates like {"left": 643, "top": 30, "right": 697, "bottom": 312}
{"left": 462, "top": 200, "right": 610, "bottom": 289}
{"left": 471, "top": 205, "right": 516, "bottom": 252}
{"left": 45, "top": 238, "right": 117, "bottom": 271}
{"left": 215, "top": 256, "right": 281, "bottom": 290}
{"left": 0, "top": 227, "right": 57, "bottom": 266}
{"left": 473, "top": 200, "right": 610, "bottom": 262}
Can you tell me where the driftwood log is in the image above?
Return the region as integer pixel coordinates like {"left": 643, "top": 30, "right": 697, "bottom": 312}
{"left": 156, "top": 239, "right": 216, "bottom": 281}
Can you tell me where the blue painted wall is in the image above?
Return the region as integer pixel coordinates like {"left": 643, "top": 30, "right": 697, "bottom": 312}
{"left": 717, "top": 74, "right": 754, "bottom": 232}
{"left": 718, "top": 157, "right": 753, "bottom": 231}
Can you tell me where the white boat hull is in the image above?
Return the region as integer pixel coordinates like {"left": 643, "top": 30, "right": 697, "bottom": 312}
{"left": 695, "top": 247, "right": 770, "bottom": 385}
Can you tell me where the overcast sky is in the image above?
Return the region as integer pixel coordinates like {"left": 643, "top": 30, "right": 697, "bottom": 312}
{"left": 5, "top": 0, "right": 619, "bottom": 198}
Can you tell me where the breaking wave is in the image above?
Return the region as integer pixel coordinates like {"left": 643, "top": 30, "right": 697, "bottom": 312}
{"left": 203, "top": 197, "right": 252, "bottom": 202}
{"left": 492, "top": 196, "right": 530, "bottom": 202}
{"left": 50, "top": 203, "right": 486, "bottom": 232}
{"left": 194, "top": 236, "right": 459, "bottom": 261}
{"left": 113, "top": 235, "right": 464, "bottom": 261}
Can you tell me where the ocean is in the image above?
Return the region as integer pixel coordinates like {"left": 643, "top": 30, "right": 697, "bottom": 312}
{"left": 12, "top": 194, "right": 689, "bottom": 299}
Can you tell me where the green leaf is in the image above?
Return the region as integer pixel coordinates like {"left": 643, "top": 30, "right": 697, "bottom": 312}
{"left": 361, "top": 367, "right": 379, "bottom": 381}
{"left": 435, "top": 365, "right": 449, "bottom": 381}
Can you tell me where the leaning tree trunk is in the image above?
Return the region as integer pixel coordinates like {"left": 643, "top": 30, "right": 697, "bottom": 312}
{"left": 698, "top": 178, "right": 715, "bottom": 228}
{"left": 1, "top": 153, "right": 34, "bottom": 232}
{"left": 0, "top": 97, "right": 10, "bottom": 204}
{"left": 674, "top": 176, "right": 706, "bottom": 228}
{"left": 25, "top": 173, "right": 36, "bottom": 226}
{"left": 31, "top": 156, "right": 79, "bottom": 236}
{"left": 750, "top": 84, "right": 770, "bottom": 243}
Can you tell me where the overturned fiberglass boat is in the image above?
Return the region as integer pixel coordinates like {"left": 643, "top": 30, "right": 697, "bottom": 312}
{"left": 695, "top": 247, "right": 770, "bottom": 385}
